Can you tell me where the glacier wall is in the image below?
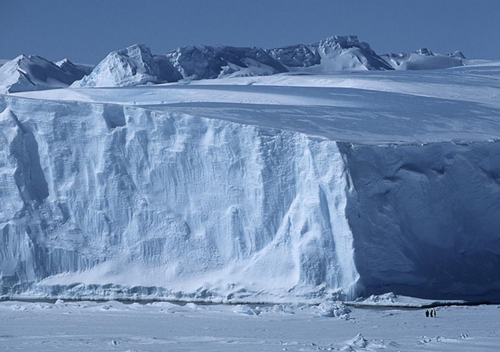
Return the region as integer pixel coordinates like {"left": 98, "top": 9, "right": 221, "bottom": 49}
{"left": 340, "top": 142, "right": 500, "bottom": 300}
{"left": 1, "top": 95, "right": 499, "bottom": 302}
{"left": 0, "top": 96, "right": 359, "bottom": 301}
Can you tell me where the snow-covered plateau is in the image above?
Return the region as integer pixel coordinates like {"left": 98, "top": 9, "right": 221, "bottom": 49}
{"left": 1, "top": 40, "right": 500, "bottom": 304}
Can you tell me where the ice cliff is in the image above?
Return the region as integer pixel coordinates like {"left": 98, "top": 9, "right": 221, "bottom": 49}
{"left": 0, "top": 97, "right": 359, "bottom": 301}
{"left": 1, "top": 62, "right": 500, "bottom": 302}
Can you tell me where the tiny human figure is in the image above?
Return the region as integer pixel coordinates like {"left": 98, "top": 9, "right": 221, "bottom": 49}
{"left": 425, "top": 310, "right": 429, "bottom": 317}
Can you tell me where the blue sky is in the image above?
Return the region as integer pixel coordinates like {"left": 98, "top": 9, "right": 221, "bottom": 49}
{"left": 1, "top": 0, "right": 499, "bottom": 64}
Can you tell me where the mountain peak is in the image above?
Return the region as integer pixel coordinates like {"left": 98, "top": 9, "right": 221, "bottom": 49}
{"left": 3, "top": 36, "right": 469, "bottom": 92}
{"left": 166, "top": 44, "right": 287, "bottom": 80}
{"left": 323, "top": 35, "right": 361, "bottom": 49}
{"left": 268, "top": 34, "right": 393, "bottom": 71}
{"left": 0, "top": 54, "right": 89, "bottom": 93}
{"left": 72, "top": 44, "right": 181, "bottom": 88}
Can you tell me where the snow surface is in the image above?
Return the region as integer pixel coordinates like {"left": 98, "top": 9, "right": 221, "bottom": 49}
{"left": 14, "top": 62, "right": 500, "bottom": 144}
{"left": 1, "top": 300, "right": 499, "bottom": 351}
{"left": 2, "top": 61, "right": 500, "bottom": 303}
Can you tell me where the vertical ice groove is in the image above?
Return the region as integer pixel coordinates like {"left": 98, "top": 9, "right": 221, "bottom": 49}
{"left": 303, "top": 138, "right": 360, "bottom": 298}
{"left": 0, "top": 108, "right": 49, "bottom": 209}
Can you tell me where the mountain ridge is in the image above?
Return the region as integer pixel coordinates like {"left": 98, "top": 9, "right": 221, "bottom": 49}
{"left": 0, "top": 55, "right": 90, "bottom": 93}
{"left": 1, "top": 35, "right": 468, "bottom": 92}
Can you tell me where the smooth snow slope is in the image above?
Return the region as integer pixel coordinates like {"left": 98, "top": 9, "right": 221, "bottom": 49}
{"left": 2, "top": 62, "right": 500, "bottom": 302}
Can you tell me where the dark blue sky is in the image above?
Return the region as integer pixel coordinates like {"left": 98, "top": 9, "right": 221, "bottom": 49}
{"left": 1, "top": 0, "right": 499, "bottom": 64}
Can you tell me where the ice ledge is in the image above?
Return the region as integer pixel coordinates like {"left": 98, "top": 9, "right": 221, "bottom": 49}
{"left": 5, "top": 81, "right": 500, "bottom": 146}
{"left": 1, "top": 282, "right": 349, "bottom": 305}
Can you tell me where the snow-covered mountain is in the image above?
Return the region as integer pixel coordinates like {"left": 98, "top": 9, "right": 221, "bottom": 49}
{"left": 70, "top": 36, "right": 468, "bottom": 89}
{"left": 2, "top": 37, "right": 469, "bottom": 93}
{"left": 166, "top": 45, "right": 288, "bottom": 80}
{"left": 381, "top": 48, "right": 466, "bottom": 70}
{"left": 56, "top": 58, "right": 93, "bottom": 77}
{"left": 72, "top": 44, "right": 181, "bottom": 88}
{"left": 2, "top": 61, "right": 500, "bottom": 302}
{"left": 0, "top": 55, "right": 90, "bottom": 93}
{"left": 268, "top": 35, "right": 393, "bottom": 72}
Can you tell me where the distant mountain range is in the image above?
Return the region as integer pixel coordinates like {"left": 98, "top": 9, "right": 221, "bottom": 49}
{"left": 0, "top": 35, "right": 466, "bottom": 92}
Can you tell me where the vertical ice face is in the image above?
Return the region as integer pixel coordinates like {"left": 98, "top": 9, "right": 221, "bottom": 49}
{"left": 0, "top": 96, "right": 360, "bottom": 301}
{"left": 340, "top": 142, "right": 500, "bottom": 300}
{"left": 3, "top": 88, "right": 499, "bottom": 302}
